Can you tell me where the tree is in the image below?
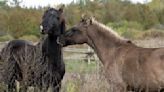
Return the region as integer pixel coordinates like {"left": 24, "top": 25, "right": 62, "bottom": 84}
{"left": 9, "top": 0, "right": 23, "bottom": 7}
{"left": 0, "top": 0, "right": 7, "bottom": 8}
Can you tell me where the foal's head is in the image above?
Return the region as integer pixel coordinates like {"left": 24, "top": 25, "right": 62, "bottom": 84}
{"left": 64, "top": 17, "right": 93, "bottom": 45}
{"left": 64, "top": 17, "right": 132, "bottom": 46}
{"left": 40, "top": 7, "right": 65, "bottom": 35}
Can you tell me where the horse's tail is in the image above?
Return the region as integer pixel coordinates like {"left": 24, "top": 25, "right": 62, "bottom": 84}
{"left": 0, "top": 42, "right": 10, "bottom": 82}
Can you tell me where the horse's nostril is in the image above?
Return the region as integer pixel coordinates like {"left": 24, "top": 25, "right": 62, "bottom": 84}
{"left": 41, "top": 30, "right": 45, "bottom": 34}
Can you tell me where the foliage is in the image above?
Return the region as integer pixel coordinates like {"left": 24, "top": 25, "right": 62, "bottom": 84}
{"left": 5, "top": 7, "right": 42, "bottom": 38}
{"left": 0, "top": 34, "right": 13, "bottom": 41}
{"left": 0, "top": 0, "right": 164, "bottom": 41}
{"left": 19, "top": 35, "right": 39, "bottom": 42}
{"left": 0, "top": 0, "right": 7, "bottom": 8}
{"left": 141, "top": 29, "right": 164, "bottom": 38}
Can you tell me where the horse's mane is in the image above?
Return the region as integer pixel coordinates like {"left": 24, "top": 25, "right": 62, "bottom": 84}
{"left": 91, "top": 18, "right": 128, "bottom": 43}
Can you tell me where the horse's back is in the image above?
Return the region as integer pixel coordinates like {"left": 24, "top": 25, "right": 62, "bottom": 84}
{"left": 7, "top": 39, "right": 33, "bottom": 48}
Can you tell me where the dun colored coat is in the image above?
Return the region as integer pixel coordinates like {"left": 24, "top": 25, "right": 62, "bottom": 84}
{"left": 64, "top": 17, "right": 164, "bottom": 92}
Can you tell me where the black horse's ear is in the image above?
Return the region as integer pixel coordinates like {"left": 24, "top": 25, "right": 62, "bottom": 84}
{"left": 58, "top": 5, "right": 65, "bottom": 13}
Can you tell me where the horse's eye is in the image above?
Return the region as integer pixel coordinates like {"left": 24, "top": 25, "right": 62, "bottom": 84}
{"left": 72, "top": 29, "right": 76, "bottom": 32}
{"left": 57, "top": 17, "right": 60, "bottom": 20}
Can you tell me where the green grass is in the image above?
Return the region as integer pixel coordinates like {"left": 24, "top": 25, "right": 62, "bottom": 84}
{"left": 65, "top": 60, "right": 97, "bottom": 73}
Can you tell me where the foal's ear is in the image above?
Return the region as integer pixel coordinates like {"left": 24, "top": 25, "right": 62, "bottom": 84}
{"left": 88, "top": 17, "right": 95, "bottom": 25}
{"left": 81, "top": 14, "right": 87, "bottom": 22}
{"left": 85, "top": 17, "right": 93, "bottom": 26}
{"left": 58, "top": 5, "right": 65, "bottom": 13}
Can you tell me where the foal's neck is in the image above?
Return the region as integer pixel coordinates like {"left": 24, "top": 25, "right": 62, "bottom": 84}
{"left": 87, "top": 24, "right": 128, "bottom": 65}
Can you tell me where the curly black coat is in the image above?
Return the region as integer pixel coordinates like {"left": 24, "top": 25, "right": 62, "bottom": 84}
{"left": 0, "top": 7, "right": 65, "bottom": 92}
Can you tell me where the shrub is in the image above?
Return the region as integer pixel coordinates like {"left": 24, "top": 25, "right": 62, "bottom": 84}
{"left": 141, "top": 29, "right": 164, "bottom": 38}
{"left": 106, "top": 21, "right": 144, "bottom": 39}
{"left": 106, "top": 20, "right": 144, "bottom": 31}
{"left": 19, "top": 35, "right": 39, "bottom": 42}
{"left": 120, "top": 29, "right": 144, "bottom": 39}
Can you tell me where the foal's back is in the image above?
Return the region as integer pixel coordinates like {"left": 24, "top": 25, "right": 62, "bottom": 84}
{"left": 120, "top": 44, "right": 164, "bottom": 91}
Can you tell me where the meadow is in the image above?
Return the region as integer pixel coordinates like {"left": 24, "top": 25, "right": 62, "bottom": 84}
{"left": 0, "top": 38, "right": 164, "bottom": 92}
{"left": 61, "top": 38, "right": 164, "bottom": 92}
{"left": 0, "top": 0, "right": 164, "bottom": 91}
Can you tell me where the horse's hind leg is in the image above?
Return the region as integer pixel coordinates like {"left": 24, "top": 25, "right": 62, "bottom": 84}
{"left": 7, "top": 65, "right": 22, "bottom": 92}
{"left": 19, "top": 85, "right": 27, "bottom": 92}
{"left": 51, "top": 83, "right": 61, "bottom": 92}
{"left": 39, "top": 85, "right": 48, "bottom": 92}
{"left": 7, "top": 78, "right": 16, "bottom": 92}
{"left": 6, "top": 65, "right": 19, "bottom": 92}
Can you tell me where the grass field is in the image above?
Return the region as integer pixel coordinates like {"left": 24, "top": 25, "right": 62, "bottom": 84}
{"left": 0, "top": 38, "right": 164, "bottom": 92}
{"left": 61, "top": 60, "right": 110, "bottom": 92}
{"left": 61, "top": 38, "right": 164, "bottom": 92}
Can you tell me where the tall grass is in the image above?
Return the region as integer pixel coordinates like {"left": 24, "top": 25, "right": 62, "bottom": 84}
{"left": 1, "top": 38, "right": 164, "bottom": 92}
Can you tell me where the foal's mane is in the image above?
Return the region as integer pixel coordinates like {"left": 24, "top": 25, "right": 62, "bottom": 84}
{"left": 90, "top": 18, "right": 129, "bottom": 43}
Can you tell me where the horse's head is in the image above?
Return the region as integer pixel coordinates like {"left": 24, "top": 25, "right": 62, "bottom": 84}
{"left": 40, "top": 6, "right": 65, "bottom": 35}
{"left": 64, "top": 16, "right": 94, "bottom": 46}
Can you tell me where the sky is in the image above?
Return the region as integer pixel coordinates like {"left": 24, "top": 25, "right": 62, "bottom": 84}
{"left": 8, "top": 0, "right": 151, "bottom": 8}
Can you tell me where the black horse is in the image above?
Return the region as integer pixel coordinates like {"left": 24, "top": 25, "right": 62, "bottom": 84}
{"left": 0, "top": 7, "right": 65, "bottom": 92}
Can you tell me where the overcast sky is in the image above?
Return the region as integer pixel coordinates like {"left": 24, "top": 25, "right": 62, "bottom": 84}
{"left": 8, "top": 0, "right": 151, "bottom": 8}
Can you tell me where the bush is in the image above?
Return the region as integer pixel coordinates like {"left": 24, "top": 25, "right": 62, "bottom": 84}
{"left": 120, "top": 29, "right": 144, "bottom": 39}
{"left": 106, "top": 20, "right": 144, "bottom": 31}
{"left": 141, "top": 29, "right": 164, "bottom": 38}
{"left": 106, "top": 21, "right": 144, "bottom": 39}
{"left": 19, "top": 35, "right": 39, "bottom": 42}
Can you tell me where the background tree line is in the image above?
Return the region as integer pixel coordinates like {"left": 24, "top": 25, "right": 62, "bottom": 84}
{"left": 0, "top": 0, "right": 164, "bottom": 41}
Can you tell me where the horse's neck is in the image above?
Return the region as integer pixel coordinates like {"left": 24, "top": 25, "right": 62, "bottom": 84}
{"left": 42, "top": 35, "right": 61, "bottom": 66}
{"left": 87, "top": 25, "right": 126, "bottom": 65}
